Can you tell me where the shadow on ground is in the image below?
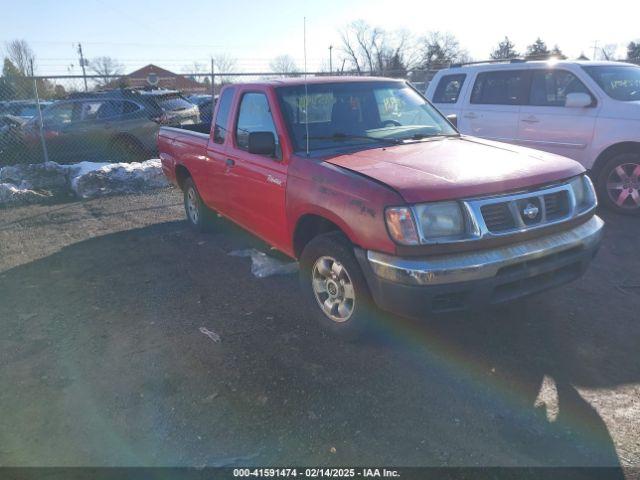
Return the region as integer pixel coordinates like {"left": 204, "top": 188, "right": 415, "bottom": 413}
{"left": 0, "top": 203, "right": 637, "bottom": 474}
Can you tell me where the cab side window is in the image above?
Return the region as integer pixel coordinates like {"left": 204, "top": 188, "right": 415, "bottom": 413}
{"left": 433, "top": 74, "right": 466, "bottom": 103}
{"left": 471, "top": 70, "right": 528, "bottom": 105}
{"left": 528, "top": 70, "right": 593, "bottom": 106}
{"left": 235, "top": 92, "right": 280, "bottom": 157}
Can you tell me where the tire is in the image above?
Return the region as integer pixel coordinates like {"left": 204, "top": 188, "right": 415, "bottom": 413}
{"left": 183, "top": 177, "right": 215, "bottom": 232}
{"left": 596, "top": 151, "right": 640, "bottom": 215}
{"left": 109, "top": 136, "right": 147, "bottom": 163}
{"left": 299, "top": 232, "right": 373, "bottom": 340}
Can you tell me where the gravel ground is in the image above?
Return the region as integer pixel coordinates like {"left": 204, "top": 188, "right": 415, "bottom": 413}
{"left": 0, "top": 188, "right": 638, "bottom": 473}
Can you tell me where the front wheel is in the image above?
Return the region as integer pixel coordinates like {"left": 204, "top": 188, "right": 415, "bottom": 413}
{"left": 299, "top": 232, "right": 373, "bottom": 340}
{"left": 596, "top": 151, "right": 640, "bottom": 215}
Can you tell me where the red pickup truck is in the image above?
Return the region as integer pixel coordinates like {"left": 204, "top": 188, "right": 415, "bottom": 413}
{"left": 159, "top": 77, "right": 603, "bottom": 338}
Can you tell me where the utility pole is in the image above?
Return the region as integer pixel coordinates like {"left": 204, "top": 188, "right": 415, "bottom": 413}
{"left": 77, "top": 43, "right": 88, "bottom": 91}
{"left": 329, "top": 45, "right": 333, "bottom": 74}
{"left": 591, "top": 41, "right": 599, "bottom": 61}
{"left": 210, "top": 57, "right": 215, "bottom": 97}
{"left": 31, "top": 59, "right": 49, "bottom": 163}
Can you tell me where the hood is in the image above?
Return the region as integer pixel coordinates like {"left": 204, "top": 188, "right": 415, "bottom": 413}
{"left": 600, "top": 99, "right": 640, "bottom": 120}
{"left": 324, "top": 136, "right": 584, "bottom": 203}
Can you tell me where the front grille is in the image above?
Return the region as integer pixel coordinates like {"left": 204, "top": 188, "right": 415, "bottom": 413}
{"left": 544, "top": 191, "right": 570, "bottom": 220}
{"left": 481, "top": 203, "right": 516, "bottom": 232}
{"left": 478, "top": 185, "right": 576, "bottom": 235}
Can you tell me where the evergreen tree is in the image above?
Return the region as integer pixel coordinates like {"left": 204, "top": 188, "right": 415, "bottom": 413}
{"left": 490, "top": 37, "right": 519, "bottom": 60}
{"left": 525, "top": 38, "right": 550, "bottom": 59}
{"left": 550, "top": 45, "right": 567, "bottom": 59}
{"left": 1, "top": 58, "right": 25, "bottom": 99}
{"left": 627, "top": 41, "right": 640, "bottom": 64}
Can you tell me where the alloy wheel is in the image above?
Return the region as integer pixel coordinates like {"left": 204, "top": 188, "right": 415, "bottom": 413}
{"left": 606, "top": 162, "right": 640, "bottom": 210}
{"left": 311, "top": 256, "right": 356, "bottom": 323}
{"left": 186, "top": 187, "right": 199, "bottom": 224}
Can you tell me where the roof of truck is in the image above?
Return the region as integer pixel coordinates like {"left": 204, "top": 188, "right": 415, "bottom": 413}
{"left": 231, "top": 76, "right": 405, "bottom": 88}
{"left": 441, "top": 59, "right": 638, "bottom": 73}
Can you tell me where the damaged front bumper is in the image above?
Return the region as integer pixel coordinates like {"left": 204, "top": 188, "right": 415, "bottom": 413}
{"left": 355, "top": 215, "right": 604, "bottom": 317}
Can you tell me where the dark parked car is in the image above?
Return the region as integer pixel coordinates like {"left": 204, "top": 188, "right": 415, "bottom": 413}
{"left": 0, "top": 100, "right": 52, "bottom": 120}
{"left": 19, "top": 89, "right": 201, "bottom": 163}
{"left": 18, "top": 90, "right": 196, "bottom": 163}
{"left": 137, "top": 90, "right": 200, "bottom": 127}
{"left": 187, "top": 94, "right": 217, "bottom": 128}
{"left": 21, "top": 95, "right": 158, "bottom": 162}
{"left": 0, "top": 114, "right": 28, "bottom": 165}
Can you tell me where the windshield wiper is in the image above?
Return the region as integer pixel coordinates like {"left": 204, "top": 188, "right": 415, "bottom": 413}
{"left": 398, "top": 133, "right": 460, "bottom": 141}
{"left": 304, "top": 133, "right": 403, "bottom": 145}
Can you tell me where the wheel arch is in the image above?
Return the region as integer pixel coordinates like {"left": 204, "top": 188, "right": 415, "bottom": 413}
{"left": 292, "top": 213, "right": 351, "bottom": 259}
{"left": 591, "top": 141, "right": 640, "bottom": 179}
{"left": 174, "top": 164, "right": 191, "bottom": 190}
{"left": 109, "top": 132, "right": 145, "bottom": 149}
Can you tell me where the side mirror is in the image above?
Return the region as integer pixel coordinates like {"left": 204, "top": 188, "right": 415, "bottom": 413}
{"left": 565, "top": 92, "right": 592, "bottom": 108}
{"left": 248, "top": 131, "right": 276, "bottom": 156}
{"left": 446, "top": 114, "right": 458, "bottom": 128}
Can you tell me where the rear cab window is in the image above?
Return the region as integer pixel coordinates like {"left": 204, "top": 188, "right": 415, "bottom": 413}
{"left": 433, "top": 74, "right": 466, "bottom": 103}
{"left": 212, "top": 88, "right": 234, "bottom": 144}
{"left": 471, "top": 70, "right": 529, "bottom": 105}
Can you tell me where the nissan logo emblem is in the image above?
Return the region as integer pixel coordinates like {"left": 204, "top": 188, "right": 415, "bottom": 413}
{"left": 523, "top": 203, "right": 539, "bottom": 219}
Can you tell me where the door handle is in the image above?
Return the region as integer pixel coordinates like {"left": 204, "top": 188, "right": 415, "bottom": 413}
{"left": 225, "top": 158, "right": 235, "bottom": 167}
{"left": 521, "top": 116, "right": 539, "bottom": 124}
{"left": 463, "top": 112, "right": 477, "bottom": 119}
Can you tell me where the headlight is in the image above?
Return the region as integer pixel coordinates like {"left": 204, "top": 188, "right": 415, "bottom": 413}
{"left": 385, "top": 207, "right": 419, "bottom": 245}
{"left": 414, "top": 201, "right": 465, "bottom": 239}
{"left": 385, "top": 202, "right": 467, "bottom": 245}
{"left": 569, "top": 175, "right": 597, "bottom": 210}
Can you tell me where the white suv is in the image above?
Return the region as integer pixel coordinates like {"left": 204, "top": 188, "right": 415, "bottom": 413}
{"left": 426, "top": 60, "right": 640, "bottom": 214}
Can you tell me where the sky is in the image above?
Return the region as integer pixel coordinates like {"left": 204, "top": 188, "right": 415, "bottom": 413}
{"left": 1, "top": 0, "right": 639, "bottom": 78}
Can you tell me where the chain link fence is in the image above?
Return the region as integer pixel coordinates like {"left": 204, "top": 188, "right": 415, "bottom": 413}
{"left": 0, "top": 68, "right": 442, "bottom": 168}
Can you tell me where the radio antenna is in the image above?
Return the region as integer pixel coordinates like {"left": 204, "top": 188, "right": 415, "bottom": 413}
{"left": 304, "top": 16, "right": 310, "bottom": 157}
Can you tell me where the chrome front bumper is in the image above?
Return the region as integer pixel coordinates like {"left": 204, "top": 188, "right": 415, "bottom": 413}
{"left": 367, "top": 215, "right": 604, "bottom": 286}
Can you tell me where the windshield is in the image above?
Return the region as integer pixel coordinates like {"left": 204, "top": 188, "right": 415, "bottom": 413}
{"left": 583, "top": 65, "right": 640, "bottom": 102}
{"left": 156, "top": 96, "right": 194, "bottom": 112}
{"left": 275, "top": 81, "right": 457, "bottom": 152}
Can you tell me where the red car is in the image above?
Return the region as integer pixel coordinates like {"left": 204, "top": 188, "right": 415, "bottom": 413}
{"left": 159, "top": 77, "right": 603, "bottom": 338}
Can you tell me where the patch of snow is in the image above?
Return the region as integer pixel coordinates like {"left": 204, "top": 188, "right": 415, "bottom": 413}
{"left": 0, "top": 161, "right": 70, "bottom": 194}
{"left": 229, "top": 249, "right": 299, "bottom": 278}
{"left": 67, "top": 161, "right": 112, "bottom": 190}
{"left": 0, "top": 158, "right": 169, "bottom": 206}
{"left": 0, "top": 182, "right": 48, "bottom": 206}
{"left": 71, "top": 159, "right": 168, "bottom": 199}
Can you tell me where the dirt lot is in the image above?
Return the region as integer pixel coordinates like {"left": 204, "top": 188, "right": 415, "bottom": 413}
{"left": 0, "top": 188, "right": 638, "bottom": 470}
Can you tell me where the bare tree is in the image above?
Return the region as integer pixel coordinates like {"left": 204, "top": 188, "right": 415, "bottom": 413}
{"left": 90, "top": 56, "right": 124, "bottom": 87}
{"left": 270, "top": 55, "right": 299, "bottom": 76}
{"left": 211, "top": 54, "right": 237, "bottom": 83}
{"left": 340, "top": 20, "right": 384, "bottom": 74}
{"left": 599, "top": 44, "right": 618, "bottom": 61}
{"left": 5, "top": 39, "right": 36, "bottom": 76}
{"left": 181, "top": 61, "right": 208, "bottom": 82}
{"left": 340, "top": 20, "right": 416, "bottom": 76}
